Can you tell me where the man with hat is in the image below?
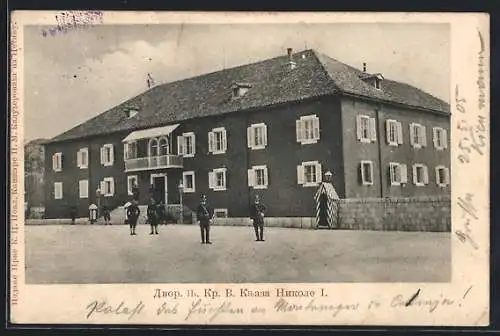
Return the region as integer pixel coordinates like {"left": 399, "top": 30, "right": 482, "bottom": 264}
{"left": 126, "top": 200, "right": 141, "bottom": 235}
{"left": 196, "top": 194, "right": 214, "bottom": 244}
{"left": 250, "top": 195, "right": 267, "bottom": 241}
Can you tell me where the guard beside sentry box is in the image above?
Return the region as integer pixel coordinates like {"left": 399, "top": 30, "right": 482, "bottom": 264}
{"left": 88, "top": 203, "right": 98, "bottom": 224}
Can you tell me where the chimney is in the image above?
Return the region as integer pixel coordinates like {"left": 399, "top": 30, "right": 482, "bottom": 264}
{"left": 286, "top": 48, "right": 296, "bottom": 69}
{"left": 363, "top": 62, "right": 367, "bottom": 73}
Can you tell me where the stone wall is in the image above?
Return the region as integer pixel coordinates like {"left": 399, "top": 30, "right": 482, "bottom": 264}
{"left": 337, "top": 196, "right": 451, "bottom": 232}
{"left": 26, "top": 196, "right": 451, "bottom": 232}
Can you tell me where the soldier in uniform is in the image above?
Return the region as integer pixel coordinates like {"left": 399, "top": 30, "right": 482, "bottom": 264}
{"left": 250, "top": 195, "right": 267, "bottom": 241}
{"left": 127, "top": 200, "right": 140, "bottom": 235}
{"left": 196, "top": 194, "right": 214, "bottom": 244}
{"left": 147, "top": 198, "right": 160, "bottom": 235}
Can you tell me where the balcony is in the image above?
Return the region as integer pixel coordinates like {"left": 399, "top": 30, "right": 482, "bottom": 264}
{"left": 125, "top": 155, "right": 183, "bottom": 172}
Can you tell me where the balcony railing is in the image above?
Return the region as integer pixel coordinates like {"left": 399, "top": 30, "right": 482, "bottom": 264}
{"left": 125, "top": 154, "right": 183, "bottom": 172}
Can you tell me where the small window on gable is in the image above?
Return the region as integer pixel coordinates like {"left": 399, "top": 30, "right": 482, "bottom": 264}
{"left": 231, "top": 82, "right": 251, "bottom": 98}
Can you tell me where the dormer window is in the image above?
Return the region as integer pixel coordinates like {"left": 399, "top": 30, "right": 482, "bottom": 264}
{"left": 124, "top": 107, "right": 139, "bottom": 119}
{"left": 359, "top": 63, "right": 384, "bottom": 90}
{"left": 375, "top": 78, "right": 381, "bottom": 90}
{"left": 231, "top": 82, "right": 251, "bottom": 98}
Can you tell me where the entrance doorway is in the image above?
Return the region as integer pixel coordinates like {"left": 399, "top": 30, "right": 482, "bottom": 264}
{"left": 318, "top": 194, "right": 329, "bottom": 228}
{"left": 150, "top": 173, "right": 167, "bottom": 205}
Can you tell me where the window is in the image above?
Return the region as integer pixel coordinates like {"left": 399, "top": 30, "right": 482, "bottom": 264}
{"left": 124, "top": 141, "right": 137, "bottom": 160}
{"left": 385, "top": 120, "right": 403, "bottom": 146}
{"left": 100, "top": 177, "right": 115, "bottom": 196}
{"left": 79, "top": 180, "right": 89, "bottom": 198}
{"left": 297, "top": 161, "right": 322, "bottom": 187}
{"left": 100, "top": 144, "right": 114, "bottom": 166}
{"left": 208, "top": 127, "right": 227, "bottom": 154}
{"left": 412, "top": 164, "right": 429, "bottom": 186}
{"left": 409, "top": 123, "right": 427, "bottom": 148}
{"left": 356, "top": 115, "right": 377, "bottom": 143}
{"left": 248, "top": 165, "right": 269, "bottom": 189}
{"left": 247, "top": 123, "right": 268, "bottom": 149}
{"left": 433, "top": 127, "right": 448, "bottom": 150}
{"left": 296, "top": 115, "right": 320, "bottom": 145}
{"left": 127, "top": 175, "right": 138, "bottom": 195}
{"left": 126, "top": 109, "right": 138, "bottom": 119}
{"left": 389, "top": 162, "right": 408, "bottom": 186}
{"left": 52, "top": 152, "right": 63, "bottom": 172}
{"left": 435, "top": 166, "right": 450, "bottom": 187}
{"left": 209, "top": 168, "right": 227, "bottom": 191}
{"left": 159, "top": 137, "right": 170, "bottom": 155}
{"left": 182, "top": 171, "right": 196, "bottom": 193}
{"left": 76, "top": 148, "right": 88, "bottom": 169}
{"left": 178, "top": 132, "right": 196, "bottom": 157}
{"left": 360, "top": 160, "right": 374, "bottom": 185}
{"left": 214, "top": 208, "right": 229, "bottom": 218}
{"left": 375, "top": 78, "right": 381, "bottom": 90}
{"left": 54, "top": 182, "right": 63, "bottom": 199}
{"left": 148, "top": 138, "right": 159, "bottom": 157}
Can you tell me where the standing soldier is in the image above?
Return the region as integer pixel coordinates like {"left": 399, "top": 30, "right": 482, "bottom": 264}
{"left": 127, "top": 200, "right": 141, "bottom": 235}
{"left": 250, "top": 195, "right": 267, "bottom": 241}
{"left": 196, "top": 194, "right": 214, "bottom": 244}
{"left": 102, "top": 204, "right": 111, "bottom": 225}
{"left": 147, "top": 198, "right": 160, "bottom": 235}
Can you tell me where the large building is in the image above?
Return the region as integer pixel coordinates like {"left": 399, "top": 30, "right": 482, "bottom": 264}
{"left": 43, "top": 49, "right": 451, "bottom": 219}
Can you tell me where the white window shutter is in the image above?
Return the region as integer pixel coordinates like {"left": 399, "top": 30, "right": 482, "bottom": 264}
{"left": 385, "top": 120, "right": 391, "bottom": 144}
{"left": 423, "top": 166, "right": 429, "bottom": 184}
{"left": 123, "top": 143, "right": 128, "bottom": 160}
{"left": 191, "top": 134, "right": 196, "bottom": 155}
{"left": 247, "top": 168, "right": 255, "bottom": 187}
{"left": 412, "top": 165, "right": 417, "bottom": 185}
{"left": 442, "top": 129, "right": 448, "bottom": 149}
{"left": 421, "top": 126, "right": 427, "bottom": 147}
{"left": 397, "top": 122, "right": 403, "bottom": 144}
{"left": 110, "top": 145, "right": 115, "bottom": 165}
{"left": 263, "top": 124, "right": 268, "bottom": 146}
{"left": 52, "top": 154, "right": 57, "bottom": 171}
{"left": 208, "top": 132, "right": 214, "bottom": 153}
{"left": 222, "top": 129, "right": 228, "bottom": 152}
{"left": 208, "top": 171, "right": 215, "bottom": 189}
{"left": 297, "top": 164, "right": 305, "bottom": 185}
{"left": 100, "top": 180, "right": 106, "bottom": 193}
{"left": 400, "top": 164, "right": 408, "bottom": 183}
{"left": 409, "top": 124, "right": 415, "bottom": 147}
{"left": 313, "top": 116, "right": 320, "bottom": 140}
{"left": 296, "top": 120, "right": 303, "bottom": 143}
{"left": 315, "top": 162, "right": 322, "bottom": 183}
{"left": 177, "top": 136, "right": 184, "bottom": 155}
{"left": 100, "top": 147, "right": 105, "bottom": 164}
{"left": 435, "top": 167, "right": 440, "bottom": 185}
{"left": 110, "top": 178, "right": 115, "bottom": 195}
{"left": 369, "top": 118, "right": 377, "bottom": 142}
{"left": 247, "top": 127, "right": 253, "bottom": 148}
{"left": 77, "top": 150, "right": 81, "bottom": 167}
{"left": 263, "top": 167, "right": 269, "bottom": 187}
{"left": 356, "top": 115, "right": 362, "bottom": 141}
{"left": 432, "top": 128, "right": 438, "bottom": 149}
{"left": 445, "top": 168, "right": 450, "bottom": 184}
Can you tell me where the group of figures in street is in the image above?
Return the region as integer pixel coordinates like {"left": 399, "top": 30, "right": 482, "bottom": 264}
{"left": 124, "top": 182, "right": 268, "bottom": 243}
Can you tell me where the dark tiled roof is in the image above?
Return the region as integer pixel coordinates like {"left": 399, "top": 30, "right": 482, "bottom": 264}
{"left": 48, "top": 49, "right": 449, "bottom": 143}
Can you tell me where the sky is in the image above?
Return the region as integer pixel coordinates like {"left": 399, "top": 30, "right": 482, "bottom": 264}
{"left": 23, "top": 23, "right": 450, "bottom": 142}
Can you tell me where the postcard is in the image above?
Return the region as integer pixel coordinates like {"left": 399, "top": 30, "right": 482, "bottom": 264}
{"left": 10, "top": 11, "right": 489, "bottom": 326}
